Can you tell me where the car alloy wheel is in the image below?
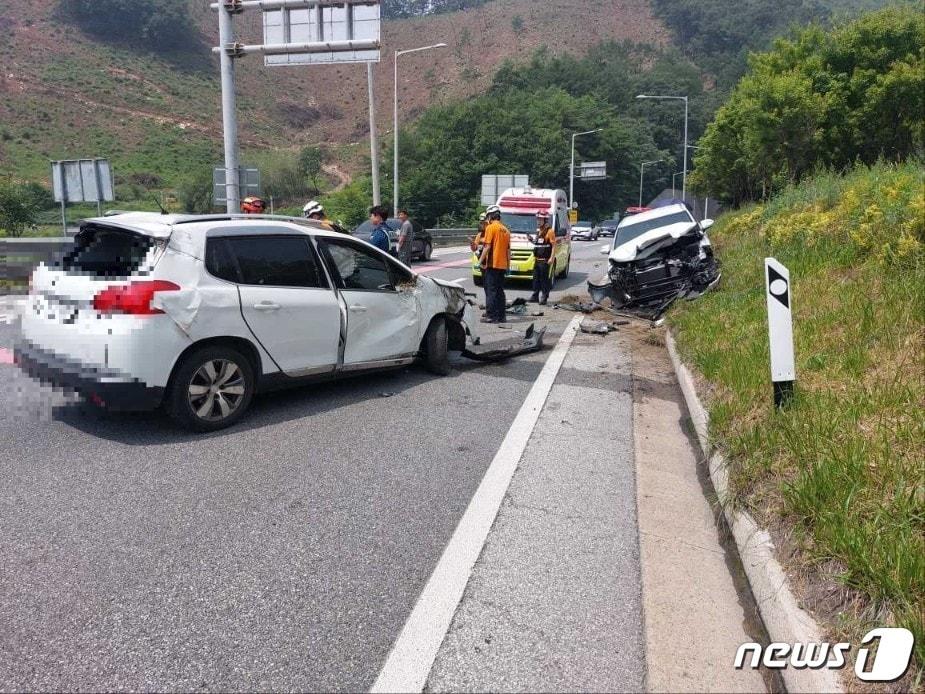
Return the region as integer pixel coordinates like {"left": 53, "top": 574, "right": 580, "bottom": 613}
{"left": 187, "top": 359, "right": 247, "bottom": 421}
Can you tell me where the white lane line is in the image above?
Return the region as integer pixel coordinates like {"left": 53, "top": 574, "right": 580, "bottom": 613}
{"left": 370, "top": 314, "right": 583, "bottom": 694}
{"left": 447, "top": 277, "right": 468, "bottom": 285}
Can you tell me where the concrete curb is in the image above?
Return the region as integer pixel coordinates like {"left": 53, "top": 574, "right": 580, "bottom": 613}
{"left": 665, "top": 329, "right": 843, "bottom": 694}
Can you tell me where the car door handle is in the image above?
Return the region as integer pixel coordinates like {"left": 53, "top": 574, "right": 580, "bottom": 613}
{"left": 349, "top": 304, "right": 368, "bottom": 313}
{"left": 253, "top": 302, "right": 281, "bottom": 311}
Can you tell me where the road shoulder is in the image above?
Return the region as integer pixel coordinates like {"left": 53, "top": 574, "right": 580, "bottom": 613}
{"left": 631, "top": 325, "right": 771, "bottom": 693}
{"left": 425, "top": 325, "right": 645, "bottom": 692}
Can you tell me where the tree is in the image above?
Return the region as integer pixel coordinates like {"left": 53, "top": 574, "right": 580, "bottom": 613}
{"left": 64, "top": 0, "right": 196, "bottom": 51}
{"left": 391, "top": 87, "right": 665, "bottom": 226}
{"left": 0, "top": 184, "right": 39, "bottom": 238}
{"left": 691, "top": 6, "right": 925, "bottom": 205}
{"left": 177, "top": 172, "right": 213, "bottom": 214}
{"left": 298, "top": 146, "right": 325, "bottom": 194}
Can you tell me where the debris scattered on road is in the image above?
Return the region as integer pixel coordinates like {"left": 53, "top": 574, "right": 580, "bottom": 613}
{"left": 461, "top": 323, "right": 547, "bottom": 362}
{"left": 579, "top": 318, "right": 621, "bottom": 335}
{"left": 554, "top": 301, "right": 601, "bottom": 314}
{"left": 379, "top": 392, "right": 396, "bottom": 398}
{"left": 505, "top": 297, "right": 528, "bottom": 315}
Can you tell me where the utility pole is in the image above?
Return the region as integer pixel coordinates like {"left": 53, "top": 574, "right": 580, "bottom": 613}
{"left": 368, "top": 63, "right": 381, "bottom": 206}
{"left": 217, "top": 0, "right": 242, "bottom": 214}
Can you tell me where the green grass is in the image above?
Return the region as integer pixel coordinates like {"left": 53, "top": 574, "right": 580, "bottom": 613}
{"left": 669, "top": 161, "right": 924, "bottom": 677}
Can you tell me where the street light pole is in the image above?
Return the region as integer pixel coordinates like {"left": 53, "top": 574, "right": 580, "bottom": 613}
{"left": 636, "top": 94, "right": 689, "bottom": 202}
{"left": 368, "top": 63, "right": 381, "bottom": 206}
{"left": 570, "top": 128, "right": 603, "bottom": 210}
{"left": 393, "top": 43, "right": 447, "bottom": 217}
{"left": 639, "top": 159, "right": 663, "bottom": 207}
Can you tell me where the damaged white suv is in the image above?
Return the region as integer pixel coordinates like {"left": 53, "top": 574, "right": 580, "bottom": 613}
{"left": 16, "top": 213, "right": 477, "bottom": 431}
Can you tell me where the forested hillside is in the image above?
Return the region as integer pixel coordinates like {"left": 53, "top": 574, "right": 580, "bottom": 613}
{"left": 0, "top": 0, "right": 909, "bottom": 229}
{"left": 650, "top": 0, "right": 899, "bottom": 87}
{"left": 381, "top": 42, "right": 709, "bottom": 225}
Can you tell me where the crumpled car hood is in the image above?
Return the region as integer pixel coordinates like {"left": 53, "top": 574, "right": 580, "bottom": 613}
{"left": 609, "top": 222, "right": 700, "bottom": 263}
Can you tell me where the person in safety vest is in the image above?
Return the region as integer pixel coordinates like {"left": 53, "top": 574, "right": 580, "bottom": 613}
{"left": 470, "top": 212, "right": 488, "bottom": 254}
{"left": 479, "top": 205, "right": 511, "bottom": 323}
{"left": 529, "top": 210, "right": 557, "bottom": 305}
{"left": 240, "top": 197, "right": 267, "bottom": 214}
{"left": 303, "top": 200, "right": 350, "bottom": 234}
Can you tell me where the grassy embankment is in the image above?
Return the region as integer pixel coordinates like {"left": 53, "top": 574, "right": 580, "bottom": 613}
{"left": 669, "top": 161, "right": 924, "bottom": 675}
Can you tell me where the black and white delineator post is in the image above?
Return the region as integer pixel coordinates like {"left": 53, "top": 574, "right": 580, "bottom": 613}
{"left": 765, "top": 257, "right": 796, "bottom": 408}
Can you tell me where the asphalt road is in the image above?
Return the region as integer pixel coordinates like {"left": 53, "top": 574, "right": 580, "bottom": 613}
{"left": 0, "top": 240, "right": 611, "bottom": 691}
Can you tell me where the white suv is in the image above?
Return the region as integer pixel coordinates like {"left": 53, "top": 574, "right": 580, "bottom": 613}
{"left": 16, "top": 213, "right": 477, "bottom": 431}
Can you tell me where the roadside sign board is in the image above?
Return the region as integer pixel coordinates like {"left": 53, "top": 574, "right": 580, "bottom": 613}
{"left": 580, "top": 161, "right": 607, "bottom": 180}
{"left": 263, "top": 2, "right": 381, "bottom": 66}
{"left": 51, "top": 159, "right": 115, "bottom": 203}
{"left": 214, "top": 166, "right": 261, "bottom": 205}
{"left": 481, "top": 175, "right": 529, "bottom": 206}
{"left": 568, "top": 209, "right": 579, "bottom": 224}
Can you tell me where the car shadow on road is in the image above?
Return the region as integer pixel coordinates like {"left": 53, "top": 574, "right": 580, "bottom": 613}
{"left": 52, "top": 346, "right": 550, "bottom": 446}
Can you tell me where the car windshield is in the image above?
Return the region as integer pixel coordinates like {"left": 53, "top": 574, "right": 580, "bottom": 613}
{"left": 63, "top": 225, "right": 154, "bottom": 277}
{"left": 602, "top": 219, "right": 619, "bottom": 226}
{"left": 615, "top": 211, "right": 694, "bottom": 247}
{"left": 500, "top": 213, "right": 540, "bottom": 234}
{"left": 574, "top": 221, "right": 592, "bottom": 227}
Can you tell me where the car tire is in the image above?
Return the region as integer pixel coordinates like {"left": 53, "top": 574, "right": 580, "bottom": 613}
{"left": 423, "top": 317, "right": 451, "bottom": 376}
{"left": 167, "top": 346, "right": 255, "bottom": 432}
{"left": 423, "top": 242, "right": 433, "bottom": 261}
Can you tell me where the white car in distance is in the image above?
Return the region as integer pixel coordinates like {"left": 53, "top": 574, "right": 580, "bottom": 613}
{"left": 16, "top": 213, "right": 477, "bottom": 431}
{"left": 570, "top": 220, "right": 600, "bottom": 241}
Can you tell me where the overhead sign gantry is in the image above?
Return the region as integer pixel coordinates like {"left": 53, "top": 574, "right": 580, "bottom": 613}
{"left": 211, "top": 0, "right": 381, "bottom": 212}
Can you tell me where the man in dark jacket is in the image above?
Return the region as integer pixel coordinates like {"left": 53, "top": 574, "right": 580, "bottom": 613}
{"left": 369, "top": 205, "right": 392, "bottom": 253}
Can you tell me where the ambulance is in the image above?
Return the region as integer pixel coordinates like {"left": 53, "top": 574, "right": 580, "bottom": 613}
{"left": 472, "top": 187, "right": 572, "bottom": 285}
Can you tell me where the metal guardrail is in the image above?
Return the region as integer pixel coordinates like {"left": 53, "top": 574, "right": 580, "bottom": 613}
{"left": 0, "top": 238, "right": 73, "bottom": 289}
{"left": 427, "top": 228, "right": 476, "bottom": 248}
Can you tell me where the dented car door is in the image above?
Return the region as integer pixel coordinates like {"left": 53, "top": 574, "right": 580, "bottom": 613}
{"left": 316, "top": 237, "right": 422, "bottom": 366}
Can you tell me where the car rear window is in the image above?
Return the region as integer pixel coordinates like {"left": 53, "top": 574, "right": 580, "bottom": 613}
{"left": 63, "top": 226, "right": 154, "bottom": 278}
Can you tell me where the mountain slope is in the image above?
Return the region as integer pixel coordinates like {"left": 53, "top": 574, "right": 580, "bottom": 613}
{"left": 0, "top": 0, "right": 669, "bottom": 185}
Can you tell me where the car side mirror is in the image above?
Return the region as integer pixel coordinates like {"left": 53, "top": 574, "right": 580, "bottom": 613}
{"left": 701, "top": 219, "right": 714, "bottom": 231}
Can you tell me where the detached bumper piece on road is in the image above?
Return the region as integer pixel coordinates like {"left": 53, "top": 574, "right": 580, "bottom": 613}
{"left": 461, "top": 324, "right": 547, "bottom": 363}
{"left": 589, "top": 238, "right": 721, "bottom": 321}
{"left": 14, "top": 339, "right": 164, "bottom": 412}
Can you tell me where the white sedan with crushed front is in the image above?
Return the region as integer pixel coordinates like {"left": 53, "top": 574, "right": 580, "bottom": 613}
{"left": 16, "top": 213, "right": 478, "bottom": 431}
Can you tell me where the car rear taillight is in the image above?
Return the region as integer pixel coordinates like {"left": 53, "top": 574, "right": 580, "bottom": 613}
{"left": 93, "top": 281, "right": 181, "bottom": 315}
